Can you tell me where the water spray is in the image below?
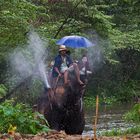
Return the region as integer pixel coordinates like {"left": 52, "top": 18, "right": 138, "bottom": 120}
{"left": 10, "top": 31, "right": 51, "bottom": 89}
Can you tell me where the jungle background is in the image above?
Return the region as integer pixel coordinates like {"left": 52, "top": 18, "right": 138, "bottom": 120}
{"left": 0, "top": 0, "right": 140, "bottom": 136}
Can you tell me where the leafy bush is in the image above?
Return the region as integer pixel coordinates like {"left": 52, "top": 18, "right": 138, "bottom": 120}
{"left": 84, "top": 96, "right": 96, "bottom": 107}
{"left": 124, "top": 104, "right": 140, "bottom": 124}
{"left": 0, "top": 84, "right": 7, "bottom": 98}
{"left": 114, "top": 80, "right": 138, "bottom": 103}
{"left": 0, "top": 99, "right": 50, "bottom": 134}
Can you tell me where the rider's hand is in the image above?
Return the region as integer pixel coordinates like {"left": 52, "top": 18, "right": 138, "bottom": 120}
{"left": 58, "top": 73, "right": 62, "bottom": 77}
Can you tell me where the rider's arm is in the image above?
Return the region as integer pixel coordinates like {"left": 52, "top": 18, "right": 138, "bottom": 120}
{"left": 54, "top": 67, "right": 61, "bottom": 76}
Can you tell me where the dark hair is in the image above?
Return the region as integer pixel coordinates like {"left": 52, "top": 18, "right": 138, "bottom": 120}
{"left": 66, "top": 50, "right": 71, "bottom": 56}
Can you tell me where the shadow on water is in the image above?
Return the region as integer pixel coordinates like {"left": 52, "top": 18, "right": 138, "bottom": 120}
{"left": 83, "top": 103, "right": 134, "bottom": 136}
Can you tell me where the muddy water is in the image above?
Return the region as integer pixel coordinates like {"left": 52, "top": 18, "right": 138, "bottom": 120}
{"left": 83, "top": 104, "right": 134, "bottom": 136}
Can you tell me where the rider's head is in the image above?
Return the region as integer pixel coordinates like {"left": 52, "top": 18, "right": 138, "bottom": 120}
{"left": 59, "top": 45, "right": 67, "bottom": 56}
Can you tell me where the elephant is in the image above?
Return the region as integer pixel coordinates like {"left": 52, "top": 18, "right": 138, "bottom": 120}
{"left": 37, "top": 70, "right": 86, "bottom": 134}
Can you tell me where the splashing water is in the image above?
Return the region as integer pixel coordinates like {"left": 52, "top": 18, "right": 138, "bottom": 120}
{"left": 10, "top": 31, "right": 51, "bottom": 88}
{"left": 38, "top": 61, "right": 51, "bottom": 88}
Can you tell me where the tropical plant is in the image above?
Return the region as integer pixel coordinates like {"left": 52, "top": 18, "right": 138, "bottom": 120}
{"left": 0, "top": 84, "right": 7, "bottom": 98}
{"left": 124, "top": 104, "right": 140, "bottom": 123}
{"left": 0, "top": 99, "right": 50, "bottom": 134}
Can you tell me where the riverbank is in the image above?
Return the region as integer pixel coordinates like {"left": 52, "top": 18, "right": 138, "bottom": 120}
{"left": 1, "top": 131, "right": 140, "bottom": 140}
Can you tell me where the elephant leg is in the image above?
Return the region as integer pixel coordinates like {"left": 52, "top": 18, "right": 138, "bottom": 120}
{"left": 45, "top": 105, "right": 66, "bottom": 131}
{"left": 64, "top": 109, "right": 85, "bottom": 134}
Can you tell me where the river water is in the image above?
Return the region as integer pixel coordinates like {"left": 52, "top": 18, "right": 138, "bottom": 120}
{"left": 83, "top": 104, "right": 134, "bottom": 136}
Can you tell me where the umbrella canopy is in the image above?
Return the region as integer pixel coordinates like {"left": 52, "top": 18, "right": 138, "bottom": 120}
{"left": 56, "top": 35, "right": 94, "bottom": 48}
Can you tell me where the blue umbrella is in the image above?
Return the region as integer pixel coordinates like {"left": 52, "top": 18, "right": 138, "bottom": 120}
{"left": 56, "top": 35, "right": 94, "bottom": 48}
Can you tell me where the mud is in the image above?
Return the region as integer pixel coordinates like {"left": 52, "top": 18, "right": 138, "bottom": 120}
{"left": 0, "top": 130, "right": 140, "bottom": 140}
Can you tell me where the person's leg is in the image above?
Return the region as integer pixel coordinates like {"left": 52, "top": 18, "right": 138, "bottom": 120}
{"left": 60, "top": 67, "right": 69, "bottom": 85}
{"left": 73, "top": 63, "right": 84, "bottom": 85}
{"left": 64, "top": 70, "right": 69, "bottom": 84}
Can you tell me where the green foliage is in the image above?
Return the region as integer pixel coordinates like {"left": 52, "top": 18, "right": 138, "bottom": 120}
{"left": 87, "top": 46, "right": 140, "bottom": 103}
{"left": 102, "top": 126, "right": 140, "bottom": 136}
{"left": 0, "top": 1, "right": 49, "bottom": 86}
{"left": 84, "top": 94, "right": 117, "bottom": 107}
{"left": 87, "top": 75, "right": 139, "bottom": 104}
{"left": 84, "top": 96, "right": 96, "bottom": 107}
{"left": 0, "top": 0, "right": 36, "bottom": 48}
{"left": 102, "top": 128, "right": 123, "bottom": 136}
{"left": 100, "top": 95, "right": 117, "bottom": 105}
{"left": 0, "top": 84, "right": 7, "bottom": 98}
{"left": 114, "top": 81, "right": 139, "bottom": 102}
{"left": 124, "top": 104, "right": 140, "bottom": 124}
{"left": 0, "top": 99, "right": 50, "bottom": 134}
{"left": 125, "top": 125, "right": 140, "bottom": 134}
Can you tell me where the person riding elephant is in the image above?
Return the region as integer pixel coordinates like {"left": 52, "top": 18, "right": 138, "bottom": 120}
{"left": 52, "top": 45, "right": 84, "bottom": 86}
